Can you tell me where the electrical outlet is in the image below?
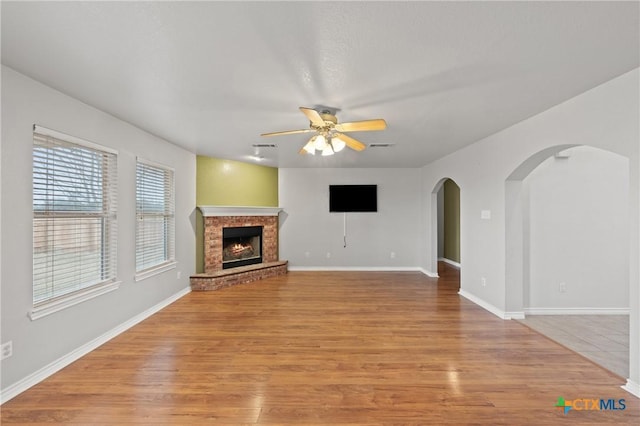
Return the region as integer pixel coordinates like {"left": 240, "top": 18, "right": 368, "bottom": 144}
{"left": 481, "top": 277, "right": 487, "bottom": 287}
{"left": 305, "top": 251, "right": 310, "bottom": 258}
{"left": 559, "top": 282, "right": 567, "bottom": 293}
{"left": 176, "top": 271, "right": 182, "bottom": 279}
{"left": 326, "top": 252, "right": 331, "bottom": 259}
{"left": 390, "top": 252, "right": 396, "bottom": 259}
{"left": 1, "top": 341, "right": 12, "bottom": 360}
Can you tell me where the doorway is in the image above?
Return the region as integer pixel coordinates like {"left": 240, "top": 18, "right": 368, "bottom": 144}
{"left": 433, "top": 178, "right": 460, "bottom": 280}
{"left": 506, "top": 145, "right": 630, "bottom": 377}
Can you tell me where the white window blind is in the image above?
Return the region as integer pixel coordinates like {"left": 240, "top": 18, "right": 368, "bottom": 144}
{"left": 136, "top": 159, "right": 175, "bottom": 274}
{"left": 33, "top": 126, "right": 118, "bottom": 306}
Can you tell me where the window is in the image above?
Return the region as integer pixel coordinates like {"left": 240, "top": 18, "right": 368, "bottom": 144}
{"left": 32, "top": 126, "right": 118, "bottom": 317}
{"left": 135, "top": 159, "right": 175, "bottom": 278}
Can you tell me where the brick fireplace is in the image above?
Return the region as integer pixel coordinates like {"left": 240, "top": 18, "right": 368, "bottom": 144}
{"left": 190, "top": 206, "right": 288, "bottom": 291}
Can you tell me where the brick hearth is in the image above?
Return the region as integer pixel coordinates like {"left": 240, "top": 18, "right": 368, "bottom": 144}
{"left": 190, "top": 206, "right": 287, "bottom": 291}
{"left": 190, "top": 261, "right": 288, "bottom": 291}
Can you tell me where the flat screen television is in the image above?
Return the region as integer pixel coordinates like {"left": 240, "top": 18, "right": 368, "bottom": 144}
{"left": 329, "top": 185, "right": 377, "bottom": 212}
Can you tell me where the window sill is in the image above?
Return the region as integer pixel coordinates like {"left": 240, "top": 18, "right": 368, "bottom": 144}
{"left": 134, "top": 261, "right": 177, "bottom": 282}
{"left": 29, "top": 280, "right": 121, "bottom": 321}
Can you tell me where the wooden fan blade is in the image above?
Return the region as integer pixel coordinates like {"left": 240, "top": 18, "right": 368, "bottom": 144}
{"left": 334, "top": 133, "right": 366, "bottom": 152}
{"left": 299, "top": 107, "right": 325, "bottom": 127}
{"left": 261, "top": 129, "right": 315, "bottom": 137}
{"left": 335, "top": 119, "right": 387, "bottom": 132}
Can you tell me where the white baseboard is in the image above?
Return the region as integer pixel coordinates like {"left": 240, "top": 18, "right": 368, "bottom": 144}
{"left": 288, "top": 266, "right": 423, "bottom": 272}
{"left": 438, "top": 257, "right": 461, "bottom": 268}
{"left": 456, "top": 290, "right": 524, "bottom": 320}
{"left": 458, "top": 289, "right": 507, "bottom": 319}
{"left": 524, "top": 307, "right": 630, "bottom": 316}
{"left": 418, "top": 267, "right": 439, "bottom": 278}
{"left": 0, "top": 286, "right": 191, "bottom": 404}
{"left": 287, "top": 266, "right": 440, "bottom": 278}
{"left": 622, "top": 379, "right": 640, "bottom": 399}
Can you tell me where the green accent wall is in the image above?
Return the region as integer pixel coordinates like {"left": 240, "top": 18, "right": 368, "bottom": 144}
{"left": 443, "top": 179, "right": 460, "bottom": 263}
{"left": 195, "top": 156, "right": 278, "bottom": 272}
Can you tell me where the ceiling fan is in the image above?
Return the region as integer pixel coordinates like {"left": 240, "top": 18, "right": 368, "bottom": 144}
{"left": 261, "top": 107, "right": 387, "bottom": 156}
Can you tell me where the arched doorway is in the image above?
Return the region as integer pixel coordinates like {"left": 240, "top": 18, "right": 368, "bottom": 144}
{"left": 432, "top": 178, "right": 460, "bottom": 281}
{"left": 506, "top": 145, "right": 630, "bottom": 377}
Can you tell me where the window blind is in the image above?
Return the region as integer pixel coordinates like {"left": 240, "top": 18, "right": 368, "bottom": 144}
{"left": 136, "top": 159, "right": 175, "bottom": 273}
{"left": 33, "top": 127, "right": 118, "bottom": 306}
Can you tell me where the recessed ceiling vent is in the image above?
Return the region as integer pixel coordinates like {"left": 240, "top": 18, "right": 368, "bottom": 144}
{"left": 368, "top": 143, "right": 395, "bottom": 148}
{"left": 252, "top": 143, "right": 278, "bottom": 148}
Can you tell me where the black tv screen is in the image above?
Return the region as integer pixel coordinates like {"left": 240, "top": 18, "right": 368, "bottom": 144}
{"left": 329, "top": 185, "right": 377, "bottom": 212}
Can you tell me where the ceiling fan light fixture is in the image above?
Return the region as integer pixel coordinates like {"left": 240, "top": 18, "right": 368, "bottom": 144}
{"left": 331, "top": 137, "right": 346, "bottom": 152}
{"left": 313, "top": 134, "right": 328, "bottom": 151}
{"left": 321, "top": 143, "right": 335, "bottom": 156}
{"left": 302, "top": 140, "right": 316, "bottom": 155}
{"left": 261, "top": 106, "right": 386, "bottom": 156}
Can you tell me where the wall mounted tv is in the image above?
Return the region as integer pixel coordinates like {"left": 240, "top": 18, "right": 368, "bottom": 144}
{"left": 329, "top": 185, "right": 377, "bottom": 212}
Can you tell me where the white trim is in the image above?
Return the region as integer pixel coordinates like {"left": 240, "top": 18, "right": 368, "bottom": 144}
{"left": 136, "top": 156, "right": 175, "bottom": 173}
{"left": 33, "top": 124, "right": 118, "bottom": 154}
{"left": 622, "top": 379, "right": 640, "bottom": 399}
{"left": 523, "top": 307, "right": 630, "bottom": 315}
{"left": 458, "top": 289, "right": 508, "bottom": 319}
{"left": 504, "top": 311, "right": 526, "bottom": 320}
{"left": 419, "top": 267, "right": 439, "bottom": 278}
{"left": 2, "top": 287, "right": 191, "bottom": 404}
{"left": 288, "top": 266, "right": 425, "bottom": 272}
{"left": 134, "top": 261, "right": 177, "bottom": 282}
{"left": 29, "top": 280, "right": 122, "bottom": 321}
{"left": 438, "top": 257, "right": 461, "bottom": 268}
{"left": 198, "top": 205, "right": 282, "bottom": 217}
{"left": 287, "top": 266, "right": 441, "bottom": 277}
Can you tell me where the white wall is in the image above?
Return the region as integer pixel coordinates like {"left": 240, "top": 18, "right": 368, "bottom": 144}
{"left": 524, "top": 146, "right": 629, "bottom": 310}
{"left": 279, "top": 168, "right": 421, "bottom": 269}
{"left": 420, "top": 68, "right": 639, "bottom": 388}
{"left": 0, "top": 67, "right": 196, "bottom": 393}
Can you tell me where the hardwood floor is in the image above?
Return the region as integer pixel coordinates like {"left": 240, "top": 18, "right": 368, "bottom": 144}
{"left": 2, "top": 263, "right": 638, "bottom": 424}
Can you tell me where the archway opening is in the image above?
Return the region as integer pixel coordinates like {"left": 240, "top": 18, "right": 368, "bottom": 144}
{"left": 506, "top": 145, "right": 630, "bottom": 378}
{"left": 432, "top": 178, "right": 460, "bottom": 284}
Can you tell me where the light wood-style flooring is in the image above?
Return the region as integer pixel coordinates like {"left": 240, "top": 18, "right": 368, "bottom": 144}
{"left": 2, "top": 263, "right": 638, "bottom": 424}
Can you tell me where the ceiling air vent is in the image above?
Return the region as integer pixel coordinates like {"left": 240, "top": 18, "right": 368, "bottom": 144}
{"left": 252, "top": 143, "right": 278, "bottom": 148}
{"left": 368, "top": 143, "right": 395, "bottom": 148}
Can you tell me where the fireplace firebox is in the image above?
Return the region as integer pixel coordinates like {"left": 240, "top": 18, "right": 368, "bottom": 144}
{"left": 222, "top": 226, "right": 263, "bottom": 269}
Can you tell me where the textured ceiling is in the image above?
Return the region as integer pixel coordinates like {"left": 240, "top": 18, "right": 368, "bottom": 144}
{"left": 2, "top": 1, "right": 638, "bottom": 168}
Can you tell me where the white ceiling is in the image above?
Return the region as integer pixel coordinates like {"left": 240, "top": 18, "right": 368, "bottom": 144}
{"left": 2, "top": 1, "right": 638, "bottom": 168}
